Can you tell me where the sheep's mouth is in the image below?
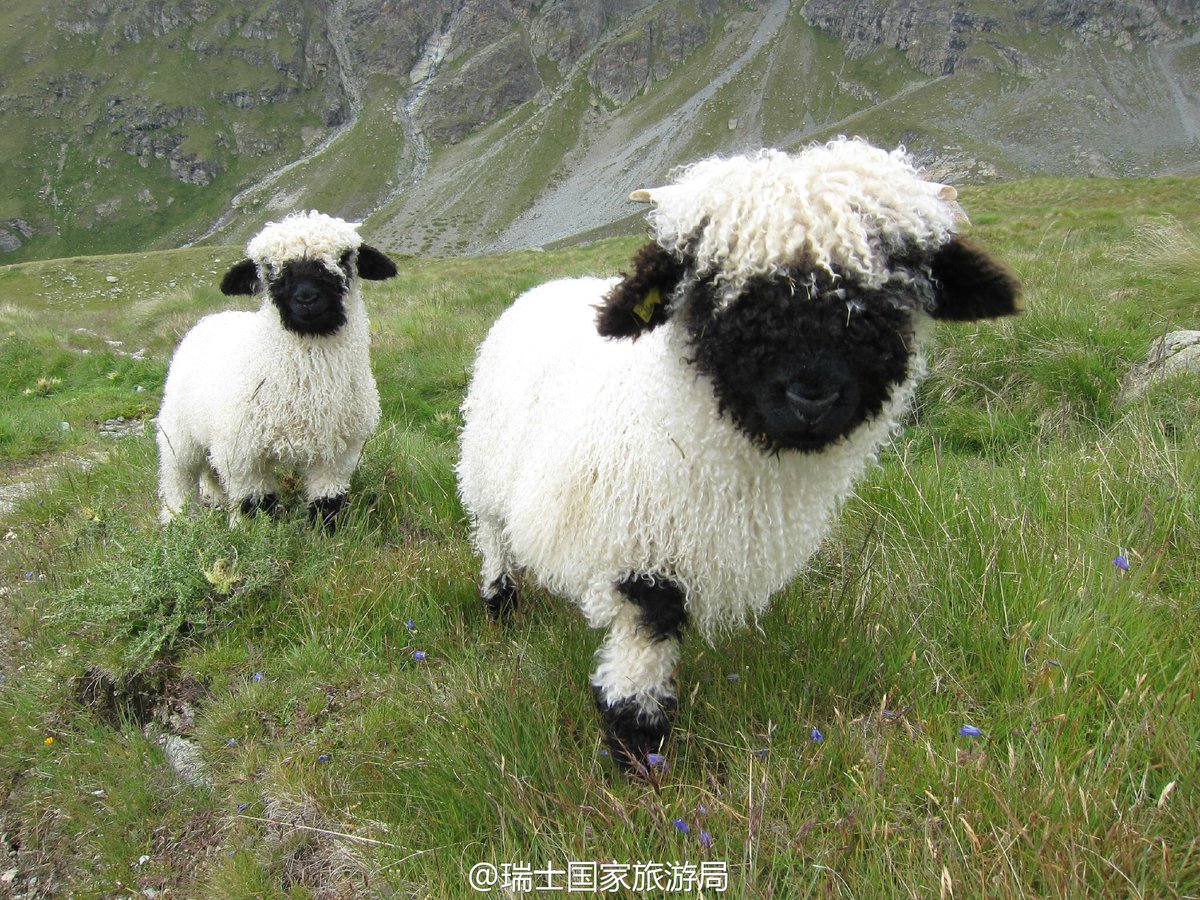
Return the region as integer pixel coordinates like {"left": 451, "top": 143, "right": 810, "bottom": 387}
{"left": 277, "top": 300, "right": 347, "bottom": 336}
{"left": 768, "top": 418, "right": 854, "bottom": 453}
{"left": 772, "top": 429, "right": 846, "bottom": 453}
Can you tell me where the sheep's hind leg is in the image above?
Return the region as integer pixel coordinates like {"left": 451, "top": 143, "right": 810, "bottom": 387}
{"left": 591, "top": 574, "right": 688, "bottom": 774}
{"left": 475, "top": 516, "right": 519, "bottom": 620}
{"left": 156, "top": 429, "right": 204, "bottom": 523}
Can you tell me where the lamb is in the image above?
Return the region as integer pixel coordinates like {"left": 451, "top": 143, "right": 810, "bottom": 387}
{"left": 456, "top": 138, "right": 1021, "bottom": 771}
{"left": 157, "top": 211, "right": 397, "bottom": 528}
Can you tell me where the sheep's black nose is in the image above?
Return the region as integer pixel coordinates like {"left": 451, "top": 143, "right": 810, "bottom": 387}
{"left": 785, "top": 386, "right": 839, "bottom": 424}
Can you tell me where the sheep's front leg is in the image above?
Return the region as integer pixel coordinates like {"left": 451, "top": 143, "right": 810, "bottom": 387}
{"left": 302, "top": 444, "right": 363, "bottom": 530}
{"left": 591, "top": 574, "right": 688, "bottom": 773}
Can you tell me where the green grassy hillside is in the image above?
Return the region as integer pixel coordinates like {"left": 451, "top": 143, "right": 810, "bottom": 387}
{"left": 1, "top": 177, "right": 1198, "bottom": 896}
{"left": 0, "top": 0, "right": 345, "bottom": 262}
{"left": 4, "top": 0, "right": 1198, "bottom": 264}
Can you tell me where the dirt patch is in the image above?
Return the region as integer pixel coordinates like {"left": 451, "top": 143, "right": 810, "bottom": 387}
{"left": 257, "top": 795, "right": 375, "bottom": 899}
{"left": 74, "top": 665, "right": 208, "bottom": 734}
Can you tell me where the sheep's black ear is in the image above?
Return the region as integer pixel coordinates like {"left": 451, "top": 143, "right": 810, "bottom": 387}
{"left": 220, "top": 258, "right": 262, "bottom": 296}
{"left": 356, "top": 244, "right": 398, "bottom": 281}
{"left": 928, "top": 237, "right": 1022, "bottom": 321}
{"left": 596, "top": 242, "right": 686, "bottom": 338}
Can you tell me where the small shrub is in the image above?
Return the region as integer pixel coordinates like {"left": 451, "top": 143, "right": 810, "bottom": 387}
{"left": 57, "top": 512, "right": 298, "bottom": 676}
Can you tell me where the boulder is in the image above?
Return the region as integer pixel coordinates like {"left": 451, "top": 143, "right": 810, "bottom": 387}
{"left": 1119, "top": 330, "right": 1200, "bottom": 403}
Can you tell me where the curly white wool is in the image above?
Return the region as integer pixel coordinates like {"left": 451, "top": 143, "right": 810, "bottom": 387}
{"left": 246, "top": 210, "right": 364, "bottom": 271}
{"left": 643, "top": 138, "right": 959, "bottom": 296}
{"left": 457, "top": 278, "right": 928, "bottom": 639}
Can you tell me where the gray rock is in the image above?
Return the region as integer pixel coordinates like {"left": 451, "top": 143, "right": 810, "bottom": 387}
{"left": 420, "top": 32, "right": 543, "bottom": 144}
{"left": 590, "top": 33, "right": 651, "bottom": 103}
{"left": 146, "top": 725, "right": 210, "bottom": 787}
{"left": 1120, "top": 330, "right": 1200, "bottom": 403}
{"left": 98, "top": 417, "right": 146, "bottom": 438}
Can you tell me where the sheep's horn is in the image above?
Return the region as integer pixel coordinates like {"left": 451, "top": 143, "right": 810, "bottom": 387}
{"left": 936, "top": 184, "right": 958, "bottom": 200}
{"left": 629, "top": 189, "right": 656, "bottom": 203}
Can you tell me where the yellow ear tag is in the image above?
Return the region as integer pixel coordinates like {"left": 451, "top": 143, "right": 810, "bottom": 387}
{"left": 632, "top": 287, "right": 662, "bottom": 324}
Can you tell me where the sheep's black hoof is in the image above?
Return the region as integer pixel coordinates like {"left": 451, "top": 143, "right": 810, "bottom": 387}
{"left": 483, "top": 574, "right": 518, "bottom": 622}
{"left": 240, "top": 493, "right": 283, "bottom": 518}
{"left": 593, "top": 687, "right": 675, "bottom": 776}
{"left": 307, "top": 493, "right": 347, "bottom": 531}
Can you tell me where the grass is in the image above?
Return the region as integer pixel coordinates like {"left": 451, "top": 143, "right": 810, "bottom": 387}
{"left": 1, "top": 177, "right": 1198, "bottom": 897}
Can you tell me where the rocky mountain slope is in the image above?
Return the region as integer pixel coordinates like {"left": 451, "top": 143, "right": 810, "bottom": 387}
{"left": 1, "top": 0, "right": 1197, "bottom": 262}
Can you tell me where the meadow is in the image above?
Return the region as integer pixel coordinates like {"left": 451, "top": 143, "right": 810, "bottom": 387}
{"left": 0, "top": 176, "right": 1198, "bottom": 897}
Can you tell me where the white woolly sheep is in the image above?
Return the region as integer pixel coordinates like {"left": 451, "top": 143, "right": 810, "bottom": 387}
{"left": 456, "top": 138, "right": 1021, "bottom": 771}
{"left": 157, "top": 211, "right": 397, "bottom": 528}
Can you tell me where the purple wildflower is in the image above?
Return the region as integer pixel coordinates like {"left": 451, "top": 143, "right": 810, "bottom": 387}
{"left": 696, "top": 804, "right": 708, "bottom": 816}
{"left": 413, "top": 650, "right": 427, "bottom": 661}
{"left": 646, "top": 752, "right": 667, "bottom": 769}
{"left": 810, "top": 726, "right": 824, "bottom": 743}
{"left": 405, "top": 618, "right": 416, "bottom": 631}
{"left": 318, "top": 753, "right": 331, "bottom": 763}
{"left": 755, "top": 748, "right": 769, "bottom": 759}
{"left": 726, "top": 673, "right": 740, "bottom": 682}
{"left": 237, "top": 803, "right": 249, "bottom": 812}
{"left": 959, "top": 724, "right": 983, "bottom": 738}
{"left": 251, "top": 672, "right": 263, "bottom": 682}
{"left": 1113, "top": 554, "right": 1130, "bottom": 571}
{"left": 226, "top": 738, "right": 237, "bottom": 746}
{"left": 673, "top": 818, "right": 690, "bottom": 834}
{"left": 699, "top": 830, "right": 713, "bottom": 850}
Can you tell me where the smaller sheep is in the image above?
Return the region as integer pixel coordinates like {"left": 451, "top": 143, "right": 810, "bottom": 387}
{"left": 157, "top": 211, "right": 397, "bottom": 527}
{"left": 457, "top": 138, "right": 1020, "bottom": 771}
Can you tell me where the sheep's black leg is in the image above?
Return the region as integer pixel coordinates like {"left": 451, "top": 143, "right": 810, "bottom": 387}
{"left": 483, "top": 573, "right": 519, "bottom": 621}
{"left": 592, "top": 574, "right": 688, "bottom": 775}
{"left": 307, "top": 493, "right": 347, "bottom": 531}
{"left": 239, "top": 493, "right": 283, "bottom": 518}
{"left": 617, "top": 573, "right": 689, "bottom": 642}
{"left": 594, "top": 688, "right": 678, "bottom": 774}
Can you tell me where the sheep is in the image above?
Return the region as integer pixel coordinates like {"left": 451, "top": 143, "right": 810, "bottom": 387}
{"left": 456, "top": 138, "right": 1021, "bottom": 771}
{"left": 157, "top": 211, "right": 397, "bottom": 528}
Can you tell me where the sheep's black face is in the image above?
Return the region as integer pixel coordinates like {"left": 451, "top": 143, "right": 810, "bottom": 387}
{"left": 684, "top": 272, "right": 919, "bottom": 453}
{"left": 268, "top": 256, "right": 352, "bottom": 337}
